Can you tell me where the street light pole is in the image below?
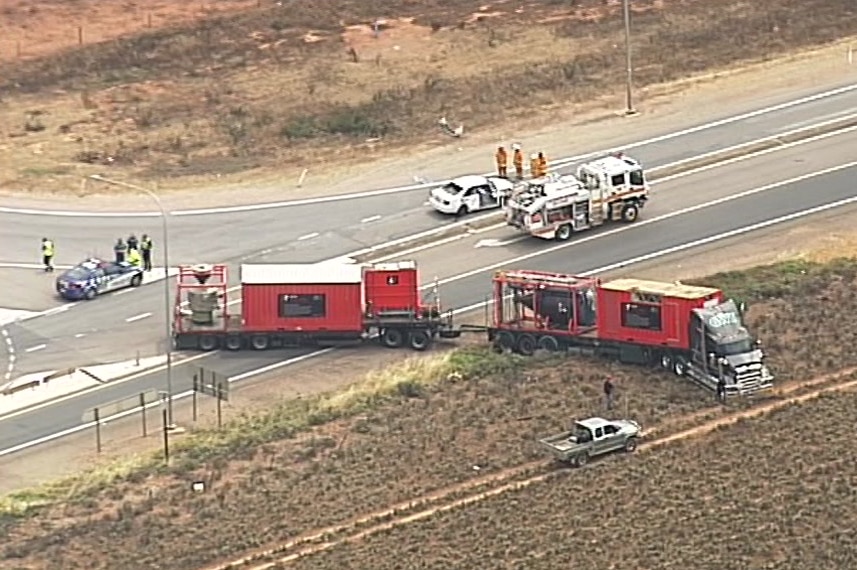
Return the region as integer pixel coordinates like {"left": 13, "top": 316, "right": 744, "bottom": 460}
{"left": 89, "top": 175, "right": 175, "bottom": 427}
{"left": 622, "top": 0, "right": 636, "bottom": 115}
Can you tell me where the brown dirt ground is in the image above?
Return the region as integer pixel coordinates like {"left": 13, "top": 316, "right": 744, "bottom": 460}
{"left": 2, "top": 206, "right": 857, "bottom": 569}
{"left": 0, "top": 0, "right": 855, "bottom": 204}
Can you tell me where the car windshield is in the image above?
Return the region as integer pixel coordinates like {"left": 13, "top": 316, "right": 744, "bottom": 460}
{"left": 442, "top": 182, "right": 465, "bottom": 196}
{"left": 64, "top": 267, "right": 92, "bottom": 281}
{"left": 719, "top": 338, "right": 754, "bottom": 355}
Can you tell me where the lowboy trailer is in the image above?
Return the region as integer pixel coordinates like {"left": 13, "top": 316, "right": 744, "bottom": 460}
{"left": 172, "top": 262, "right": 774, "bottom": 396}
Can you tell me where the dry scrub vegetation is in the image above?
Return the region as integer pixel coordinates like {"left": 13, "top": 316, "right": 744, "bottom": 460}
{"left": 2, "top": 257, "right": 857, "bottom": 569}
{"left": 0, "top": 0, "right": 855, "bottom": 191}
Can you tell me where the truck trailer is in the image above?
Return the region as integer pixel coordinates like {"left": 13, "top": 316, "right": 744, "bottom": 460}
{"left": 172, "top": 262, "right": 461, "bottom": 353}
{"left": 488, "top": 270, "right": 774, "bottom": 396}
{"left": 172, "top": 262, "right": 774, "bottom": 397}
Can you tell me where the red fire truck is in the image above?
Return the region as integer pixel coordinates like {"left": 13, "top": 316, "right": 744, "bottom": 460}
{"left": 172, "top": 263, "right": 774, "bottom": 396}
{"left": 172, "top": 262, "right": 461, "bottom": 353}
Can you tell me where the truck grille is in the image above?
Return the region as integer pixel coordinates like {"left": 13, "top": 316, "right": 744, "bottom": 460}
{"left": 728, "top": 363, "right": 774, "bottom": 395}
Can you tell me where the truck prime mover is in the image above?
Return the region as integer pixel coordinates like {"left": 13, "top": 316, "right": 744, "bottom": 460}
{"left": 173, "top": 262, "right": 774, "bottom": 396}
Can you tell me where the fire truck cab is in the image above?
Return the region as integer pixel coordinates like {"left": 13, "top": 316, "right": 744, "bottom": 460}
{"left": 505, "top": 153, "right": 649, "bottom": 241}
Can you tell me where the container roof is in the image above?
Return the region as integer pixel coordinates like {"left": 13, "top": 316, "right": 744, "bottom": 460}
{"left": 601, "top": 278, "right": 720, "bottom": 299}
{"left": 241, "top": 263, "right": 363, "bottom": 285}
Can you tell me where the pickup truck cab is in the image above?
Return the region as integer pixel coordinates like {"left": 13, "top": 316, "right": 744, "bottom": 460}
{"left": 538, "top": 416, "right": 641, "bottom": 467}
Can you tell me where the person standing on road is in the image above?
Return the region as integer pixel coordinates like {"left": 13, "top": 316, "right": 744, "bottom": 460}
{"left": 512, "top": 144, "right": 524, "bottom": 180}
{"left": 537, "top": 151, "right": 549, "bottom": 177}
{"left": 127, "top": 246, "right": 142, "bottom": 268}
{"left": 113, "top": 238, "right": 127, "bottom": 264}
{"left": 716, "top": 376, "right": 727, "bottom": 403}
{"left": 495, "top": 145, "right": 508, "bottom": 178}
{"left": 41, "top": 237, "right": 55, "bottom": 272}
{"left": 603, "top": 377, "right": 615, "bottom": 411}
{"left": 127, "top": 233, "right": 139, "bottom": 252}
{"left": 530, "top": 153, "right": 541, "bottom": 179}
{"left": 140, "top": 234, "right": 153, "bottom": 272}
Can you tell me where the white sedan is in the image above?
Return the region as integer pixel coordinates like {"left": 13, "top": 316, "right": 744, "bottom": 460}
{"left": 428, "top": 175, "right": 516, "bottom": 215}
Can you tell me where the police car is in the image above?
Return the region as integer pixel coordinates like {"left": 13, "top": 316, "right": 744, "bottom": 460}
{"left": 55, "top": 258, "right": 144, "bottom": 301}
{"left": 428, "top": 175, "right": 516, "bottom": 215}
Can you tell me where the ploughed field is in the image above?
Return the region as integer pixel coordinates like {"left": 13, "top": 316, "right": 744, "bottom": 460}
{"left": 2, "top": 257, "right": 857, "bottom": 569}
{"left": 0, "top": 0, "right": 855, "bottom": 191}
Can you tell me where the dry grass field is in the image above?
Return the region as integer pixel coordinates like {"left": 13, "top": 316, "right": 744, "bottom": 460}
{"left": 2, "top": 257, "right": 857, "bottom": 569}
{"left": 0, "top": 0, "right": 855, "bottom": 192}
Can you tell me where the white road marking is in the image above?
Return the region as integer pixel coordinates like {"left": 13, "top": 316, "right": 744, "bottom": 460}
{"left": 24, "top": 344, "right": 46, "bottom": 353}
{"left": 297, "top": 232, "right": 320, "bottom": 241}
{"left": 112, "top": 288, "right": 135, "bottom": 296}
{"left": 41, "top": 305, "right": 73, "bottom": 317}
{"left": 361, "top": 215, "right": 382, "bottom": 223}
{"left": 74, "top": 333, "right": 85, "bottom": 338}
{"left": 125, "top": 312, "right": 152, "bottom": 323}
{"left": 2, "top": 195, "right": 855, "bottom": 457}
{"left": 474, "top": 237, "right": 527, "bottom": 248}
{"left": 0, "top": 263, "right": 75, "bottom": 270}
{"left": 1, "top": 328, "right": 13, "bottom": 382}
{"left": 0, "top": 82, "right": 855, "bottom": 218}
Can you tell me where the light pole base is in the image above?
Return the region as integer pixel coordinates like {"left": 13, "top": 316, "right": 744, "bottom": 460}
{"left": 623, "top": 108, "right": 639, "bottom": 116}
{"left": 166, "top": 424, "right": 185, "bottom": 433}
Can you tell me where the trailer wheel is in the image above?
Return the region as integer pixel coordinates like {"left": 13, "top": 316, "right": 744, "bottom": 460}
{"left": 621, "top": 203, "right": 639, "bottom": 223}
{"left": 555, "top": 224, "right": 572, "bottom": 241}
{"left": 250, "top": 335, "right": 270, "bottom": 351}
{"left": 224, "top": 335, "right": 243, "bottom": 351}
{"left": 516, "top": 334, "right": 536, "bottom": 356}
{"left": 381, "top": 328, "right": 406, "bottom": 349}
{"left": 198, "top": 335, "right": 219, "bottom": 351}
{"left": 493, "top": 331, "right": 515, "bottom": 353}
{"left": 673, "top": 357, "right": 687, "bottom": 377}
{"left": 537, "top": 335, "right": 559, "bottom": 352}
{"left": 408, "top": 330, "right": 432, "bottom": 352}
{"left": 660, "top": 354, "right": 673, "bottom": 371}
{"left": 624, "top": 437, "right": 638, "bottom": 453}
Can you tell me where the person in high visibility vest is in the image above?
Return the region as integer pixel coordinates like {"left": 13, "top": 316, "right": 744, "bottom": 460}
{"left": 140, "top": 234, "right": 153, "bottom": 272}
{"left": 512, "top": 144, "right": 524, "bottom": 180}
{"left": 537, "top": 152, "right": 548, "bottom": 177}
{"left": 113, "top": 238, "right": 127, "bottom": 263}
{"left": 495, "top": 145, "right": 508, "bottom": 178}
{"left": 41, "top": 237, "right": 55, "bottom": 272}
{"left": 127, "top": 247, "right": 142, "bottom": 268}
{"left": 529, "top": 153, "right": 540, "bottom": 178}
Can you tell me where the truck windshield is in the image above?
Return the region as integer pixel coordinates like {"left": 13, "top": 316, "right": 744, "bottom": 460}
{"left": 442, "top": 182, "right": 465, "bottom": 195}
{"left": 629, "top": 169, "right": 644, "bottom": 186}
{"left": 718, "top": 338, "right": 754, "bottom": 355}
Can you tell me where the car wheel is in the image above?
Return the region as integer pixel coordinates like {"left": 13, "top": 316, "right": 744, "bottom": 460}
{"left": 130, "top": 274, "right": 143, "bottom": 287}
{"left": 84, "top": 288, "right": 97, "bottom": 300}
{"left": 456, "top": 205, "right": 469, "bottom": 217}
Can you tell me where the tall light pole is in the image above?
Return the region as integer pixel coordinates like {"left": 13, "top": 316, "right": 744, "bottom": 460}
{"left": 89, "top": 174, "right": 176, "bottom": 428}
{"left": 622, "top": 0, "right": 636, "bottom": 115}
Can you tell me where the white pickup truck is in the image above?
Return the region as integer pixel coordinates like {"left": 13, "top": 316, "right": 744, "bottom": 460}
{"left": 538, "top": 416, "right": 641, "bottom": 467}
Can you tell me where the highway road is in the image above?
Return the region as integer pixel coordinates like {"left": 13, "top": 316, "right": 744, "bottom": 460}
{"left": 1, "top": 123, "right": 857, "bottom": 453}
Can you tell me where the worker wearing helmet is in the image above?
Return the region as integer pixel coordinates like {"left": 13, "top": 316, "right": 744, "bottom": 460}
{"left": 512, "top": 144, "right": 524, "bottom": 180}
{"left": 537, "top": 152, "right": 548, "bottom": 177}
{"left": 41, "top": 237, "right": 55, "bottom": 272}
{"left": 495, "top": 145, "right": 508, "bottom": 178}
{"left": 529, "top": 153, "right": 540, "bottom": 179}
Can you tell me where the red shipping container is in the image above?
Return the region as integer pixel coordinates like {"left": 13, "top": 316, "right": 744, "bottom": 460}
{"left": 596, "top": 278, "right": 723, "bottom": 350}
{"left": 240, "top": 263, "right": 365, "bottom": 332}
{"left": 364, "top": 261, "right": 421, "bottom": 314}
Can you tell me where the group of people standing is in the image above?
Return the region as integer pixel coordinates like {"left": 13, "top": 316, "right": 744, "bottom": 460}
{"left": 114, "top": 234, "right": 154, "bottom": 271}
{"left": 494, "top": 144, "right": 550, "bottom": 180}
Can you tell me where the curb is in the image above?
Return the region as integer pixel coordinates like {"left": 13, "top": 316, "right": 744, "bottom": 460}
{"left": 354, "top": 114, "right": 857, "bottom": 264}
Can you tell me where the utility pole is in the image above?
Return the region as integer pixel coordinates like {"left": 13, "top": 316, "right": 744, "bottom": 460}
{"left": 622, "top": 0, "right": 636, "bottom": 115}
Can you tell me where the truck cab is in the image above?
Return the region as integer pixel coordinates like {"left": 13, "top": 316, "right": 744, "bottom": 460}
{"left": 687, "top": 299, "right": 774, "bottom": 395}
{"left": 576, "top": 153, "right": 649, "bottom": 222}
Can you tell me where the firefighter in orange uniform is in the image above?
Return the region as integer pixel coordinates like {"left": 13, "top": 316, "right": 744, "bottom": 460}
{"left": 512, "top": 144, "right": 524, "bottom": 180}
{"left": 530, "top": 153, "right": 541, "bottom": 178}
{"left": 537, "top": 152, "right": 548, "bottom": 177}
{"left": 495, "top": 145, "right": 508, "bottom": 178}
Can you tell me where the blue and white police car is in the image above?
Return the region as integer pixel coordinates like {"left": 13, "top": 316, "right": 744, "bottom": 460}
{"left": 55, "top": 258, "right": 144, "bottom": 301}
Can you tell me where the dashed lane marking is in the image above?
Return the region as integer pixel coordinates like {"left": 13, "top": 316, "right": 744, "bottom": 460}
{"left": 297, "top": 232, "right": 319, "bottom": 241}
{"left": 24, "top": 344, "right": 46, "bottom": 353}
{"left": 125, "top": 312, "right": 152, "bottom": 323}
{"left": 360, "top": 214, "right": 382, "bottom": 223}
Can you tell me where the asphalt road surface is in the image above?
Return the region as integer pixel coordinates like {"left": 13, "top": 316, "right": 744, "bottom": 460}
{"left": 2, "top": 82, "right": 857, "bottom": 453}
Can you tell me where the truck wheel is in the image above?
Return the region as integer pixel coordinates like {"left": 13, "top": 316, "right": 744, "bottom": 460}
{"left": 624, "top": 437, "right": 638, "bottom": 453}
{"left": 493, "top": 331, "right": 515, "bottom": 353}
{"left": 660, "top": 354, "right": 673, "bottom": 371}
{"left": 408, "top": 330, "right": 432, "bottom": 351}
{"left": 537, "top": 335, "right": 559, "bottom": 352}
{"left": 516, "top": 334, "right": 536, "bottom": 356}
{"left": 198, "top": 335, "right": 219, "bottom": 351}
{"left": 224, "top": 335, "right": 242, "bottom": 351}
{"left": 621, "top": 203, "right": 639, "bottom": 223}
{"left": 250, "top": 335, "right": 270, "bottom": 350}
{"left": 673, "top": 357, "right": 687, "bottom": 377}
{"left": 573, "top": 452, "right": 589, "bottom": 467}
{"left": 555, "top": 224, "right": 572, "bottom": 241}
{"left": 381, "top": 328, "right": 406, "bottom": 349}
{"left": 130, "top": 274, "right": 143, "bottom": 287}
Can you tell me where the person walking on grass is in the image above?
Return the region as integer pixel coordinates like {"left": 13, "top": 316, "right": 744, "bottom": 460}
{"left": 603, "top": 377, "right": 615, "bottom": 411}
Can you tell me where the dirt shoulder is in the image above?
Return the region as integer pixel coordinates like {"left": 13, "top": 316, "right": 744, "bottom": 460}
{"left": 1, "top": 206, "right": 855, "bottom": 497}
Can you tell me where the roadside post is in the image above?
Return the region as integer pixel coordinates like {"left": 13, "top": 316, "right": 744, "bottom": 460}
{"left": 94, "top": 408, "right": 102, "bottom": 453}
{"left": 195, "top": 366, "right": 230, "bottom": 429}
{"left": 82, "top": 389, "right": 160, "bottom": 453}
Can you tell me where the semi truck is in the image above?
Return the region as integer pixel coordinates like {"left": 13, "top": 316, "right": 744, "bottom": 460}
{"left": 505, "top": 153, "right": 649, "bottom": 240}
{"left": 172, "top": 262, "right": 774, "bottom": 396}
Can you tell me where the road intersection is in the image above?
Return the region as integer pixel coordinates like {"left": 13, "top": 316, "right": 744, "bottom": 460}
{"left": 2, "top": 80, "right": 857, "bottom": 457}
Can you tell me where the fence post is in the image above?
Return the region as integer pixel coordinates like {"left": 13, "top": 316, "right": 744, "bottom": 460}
{"left": 77, "top": 26, "right": 83, "bottom": 45}
{"left": 216, "top": 382, "right": 223, "bottom": 429}
{"left": 140, "top": 392, "right": 148, "bottom": 437}
{"left": 162, "top": 408, "right": 170, "bottom": 463}
{"left": 94, "top": 407, "right": 102, "bottom": 453}
{"left": 192, "top": 374, "right": 198, "bottom": 422}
